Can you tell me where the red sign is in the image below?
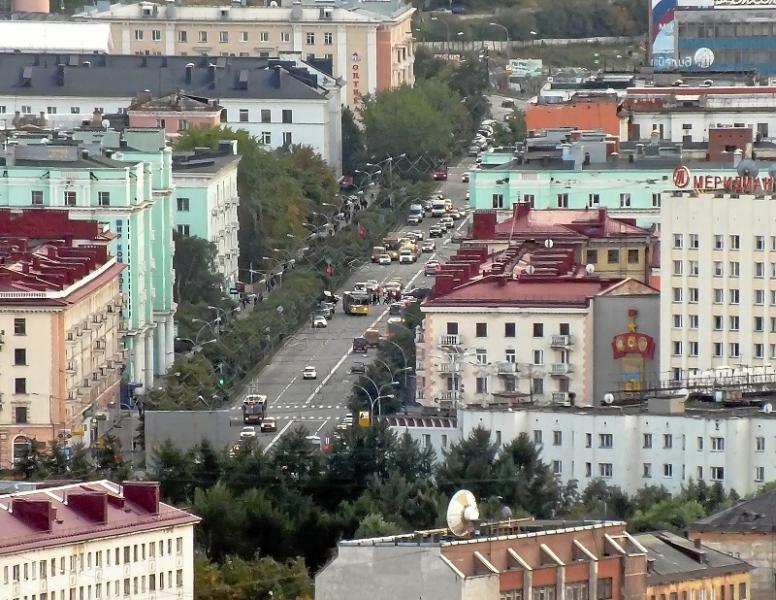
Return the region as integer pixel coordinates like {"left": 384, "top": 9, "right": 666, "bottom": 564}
{"left": 612, "top": 332, "right": 655, "bottom": 360}
{"left": 673, "top": 165, "right": 691, "bottom": 188}
{"left": 673, "top": 165, "right": 776, "bottom": 193}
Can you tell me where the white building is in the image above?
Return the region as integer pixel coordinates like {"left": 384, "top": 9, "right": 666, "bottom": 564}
{"left": 388, "top": 396, "right": 776, "bottom": 496}
{"left": 0, "top": 480, "right": 199, "bottom": 599}
{"left": 660, "top": 176, "right": 776, "bottom": 382}
{"left": 173, "top": 145, "right": 241, "bottom": 288}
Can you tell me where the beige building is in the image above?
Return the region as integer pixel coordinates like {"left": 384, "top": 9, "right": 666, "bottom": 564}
{"left": 0, "top": 210, "right": 124, "bottom": 468}
{"left": 660, "top": 174, "right": 776, "bottom": 383}
{"left": 75, "top": 0, "right": 415, "bottom": 112}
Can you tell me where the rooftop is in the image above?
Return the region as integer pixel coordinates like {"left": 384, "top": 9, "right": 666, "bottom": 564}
{"left": 172, "top": 143, "right": 241, "bottom": 174}
{"left": 0, "top": 21, "right": 112, "bottom": 53}
{"left": 129, "top": 90, "right": 222, "bottom": 114}
{"left": 0, "top": 54, "right": 329, "bottom": 101}
{"left": 0, "top": 480, "right": 199, "bottom": 556}
{"left": 691, "top": 488, "right": 776, "bottom": 534}
{"left": 636, "top": 532, "right": 751, "bottom": 585}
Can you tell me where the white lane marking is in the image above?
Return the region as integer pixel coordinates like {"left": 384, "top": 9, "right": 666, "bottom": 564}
{"left": 265, "top": 419, "right": 295, "bottom": 452}
{"left": 314, "top": 419, "right": 330, "bottom": 434}
{"left": 273, "top": 375, "right": 298, "bottom": 404}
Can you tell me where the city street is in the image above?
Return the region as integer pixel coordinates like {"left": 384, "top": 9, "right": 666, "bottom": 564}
{"left": 232, "top": 158, "right": 474, "bottom": 450}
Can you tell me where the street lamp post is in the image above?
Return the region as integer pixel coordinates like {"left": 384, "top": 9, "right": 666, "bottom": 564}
{"left": 489, "top": 22, "right": 510, "bottom": 61}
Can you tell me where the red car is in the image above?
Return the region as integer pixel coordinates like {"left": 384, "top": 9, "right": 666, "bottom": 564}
{"left": 433, "top": 168, "right": 448, "bottom": 181}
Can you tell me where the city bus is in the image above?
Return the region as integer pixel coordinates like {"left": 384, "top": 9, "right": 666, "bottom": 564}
{"left": 343, "top": 291, "right": 370, "bottom": 315}
{"left": 242, "top": 394, "right": 267, "bottom": 424}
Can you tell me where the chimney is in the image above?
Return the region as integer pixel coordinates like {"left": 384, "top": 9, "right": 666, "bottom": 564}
{"left": 733, "top": 148, "right": 743, "bottom": 168}
{"left": 57, "top": 63, "right": 65, "bottom": 86}
{"left": 91, "top": 109, "right": 102, "bottom": 128}
{"left": 693, "top": 538, "right": 702, "bottom": 549}
{"left": 208, "top": 63, "right": 216, "bottom": 89}
{"left": 185, "top": 62, "right": 194, "bottom": 84}
{"left": 471, "top": 210, "right": 496, "bottom": 238}
{"left": 67, "top": 491, "right": 108, "bottom": 525}
{"left": 273, "top": 65, "right": 282, "bottom": 89}
{"left": 122, "top": 481, "right": 160, "bottom": 515}
{"left": 11, "top": 498, "right": 55, "bottom": 532}
{"left": 433, "top": 274, "right": 456, "bottom": 297}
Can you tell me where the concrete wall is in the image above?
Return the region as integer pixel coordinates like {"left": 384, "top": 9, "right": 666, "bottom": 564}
{"left": 592, "top": 294, "right": 660, "bottom": 403}
{"left": 315, "top": 545, "right": 463, "bottom": 600}
{"left": 144, "top": 409, "right": 238, "bottom": 466}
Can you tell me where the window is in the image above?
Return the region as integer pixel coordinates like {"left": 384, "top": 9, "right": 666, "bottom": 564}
{"left": 689, "top": 314, "right": 699, "bottom": 329}
{"left": 740, "top": 583, "right": 748, "bottom": 600}
{"left": 219, "top": 31, "right": 228, "bottom": 43}
{"left": 282, "top": 131, "right": 292, "bottom": 147}
{"left": 14, "top": 407, "right": 27, "bottom": 424}
{"left": 756, "top": 262, "right": 765, "bottom": 278}
{"left": 533, "top": 350, "right": 543, "bottom": 365}
{"left": 673, "top": 233, "right": 683, "bottom": 249}
{"left": 756, "top": 436, "right": 765, "bottom": 452}
{"left": 282, "top": 109, "right": 293, "bottom": 123}
{"left": 714, "top": 234, "right": 723, "bottom": 249}
{"left": 755, "top": 466, "right": 765, "bottom": 482}
{"left": 689, "top": 341, "right": 699, "bottom": 357}
{"left": 178, "top": 30, "right": 187, "bottom": 42}
{"left": 504, "top": 322, "right": 515, "bottom": 337}
{"left": 177, "top": 224, "right": 190, "bottom": 236}
{"left": 260, "top": 109, "right": 271, "bottom": 123}
{"left": 14, "top": 378, "right": 26, "bottom": 394}
{"left": 663, "top": 433, "right": 673, "bottom": 449}
{"left": 239, "top": 109, "right": 249, "bottom": 122}
{"left": 557, "top": 193, "right": 568, "bottom": 207}
{"left": 260, "top": 131, "right": 271, "bottom": 145}
{"left": 31, "top": 190, "right": 43, "bottom": 205}
{"left": 672, "top": 288, "right": 682, "bottom": 302}
{"left": 643, "top": 433, "right": 652, "bottom": 448}
{"left": 689, "top": 288, "right": 699, "bottom": 303}
{"left": 324, "top": 31, "right": 333, "bottom": 45}
{"left": 588, "top": 193, "right": 600, "bottom": 207}
{"left": 98, "top": 191, "right": 110, "bottom": 206}
{"left": 663, "top": 463, "right": 673, "bottom": 477}
{"left": 505, "top": 349, "right": 515, "bottom": 364}
{"left": 711, "top": 466, "right": 724, "bottom": 481}
{"left": 491, "top": 194, "right": 504, "bottom": 208}
{"left": 280, "top": 31, "right": 290, "bottom": 42}
{"left": 711, "top": 436, "right": 725, "bottom": 451}
{"left": 599, "top": 463, "right": 613, "bottom": 478}
{"left": 475, "top": 349, "right": 487, "bottom": 365}
{"left": 673, "top": 314, "right": 682, "bottom": 328}
{"left": 689, "top": 233, "right": 699, "bottom": 249}
{"left": 475, "top": 322, "right": 487, "bottom": 337}
{"left": 729, "top": 261, "right": 740, "bottom": 277}
{"left": 607, "top": 249, "right": 620, "bottom": 264}
{"left": 475, "top": 376, "right": 488, "bottom": 394}
{"left": 672, "top": 341, "right": 682, "bottom": 356}
{"left": 176, "top": 197, "right": 190, "bottom": 212}
{"left": 134, "top": 29, "right": 143, "bottom": 40}
{"left": 14, "top": 348, "right": 26, "bottom": 365}
{"left": 534, "top": 586, "right": 556, "bottom": 600}
{"left": 730, "top": 316, "right": 740, "bottom": 331}
{"left": 730, "top": 234, "right": 740, "bottom": 249}
{"left": 532, "top": 323, "right": 543, "bottom": 337}
{"left": 599, "top": 433, "right": 613, "bottom": 448}
{"left": 447, "top": 322, "right": 458, "bottom": 335}
{"left": 730, "top": 289, "right": 740, "bottom": 304}
{"left": 756, "top": 289, "right": 765, "bottom": 305}
{"left": 553, "top": 430, "right": 562, "bottom": 446}
{"left": 524, "top": 194, "right": 535, "bottom": 206}
{"left": 619, "top": 192, "right": 631, "bottom": 207}
{"left": 46, "top": 106, "right": 57, "bottom": 114}
{"left": 713, "top": 261, "right": 723, "bottom": 276}
{"left": 306, "top": 32, "right": 315, "bottom": 44}
{"left": 729, "top": 342, "right": 740, "bottom": 358}
{"left": 585, "top": 462, "right": 592, "bottom": 477}
{"left": 643, "top": 463, "right": 652, "bottom": 478}
{"left": 652, "top": 193, "right": 661, "bottom": 207}
{"left": 586, "top": 249, "right": 597, "bottom": 264}
{"left": 152, "top": 29, "right": 161, "bottom": 41}
{"left": 688, "top": 260, "right": 699, "bottom": 275}
{"left": 627, "top": 249, "right": 639, "bottom": 264}
{"left": 714, "top": 288, "right": 723, "bottom": 303}
{"left": 533, "top": 430, "right": 542, "bottom": 444}
{"left": 552, "top": 460, "right": 562, "bottom": 475}
{"left": 197, "top": 30, "right": 208, "bottom": 43}
{"left": 64, "top": 191, "right": 77, "bottom": 206}
{"left": 672, "top": 260, "right": 682, "bottom": 276}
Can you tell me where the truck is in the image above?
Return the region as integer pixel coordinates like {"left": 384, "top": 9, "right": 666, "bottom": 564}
{"left": 431, "top": 198, "right": 446, "bottom": 217}
{"left": 242, "top": 394, "right": 267, "bottom": 424}
{"left": 407, "top": 203, "right": 423, "bottom": 225}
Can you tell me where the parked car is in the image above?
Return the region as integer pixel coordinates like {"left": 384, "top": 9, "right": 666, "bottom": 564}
{"left": 260, "top": 418, "right": 277, "bottom": 433}
{"left": 350, "top": 361, "right": 367, "bottom": 374}
{"left": 239, "top": 426, "right": 257, "bottom": 439}
{"left": 429, "top": 226, "right": 444, "bottom": 238}
{"left": 302, "top": 365, "right": 318, "bottom": 379}
{"left": 461, "top": 173, "right": 469, "bottom": 183}
{"left": 312, "top": 315, "right": 328, "bottom": 328}
{"left": 352, "top": 337, "right": 369, "bottom": 354}
{"left": 421, "top": 240, "right": 436, "bottom": 252}
{"left": 424, "top": 260, "right": 441, "bottom": 276}
{"left": 371, "top": 245, "right": 385, "bottom": 262}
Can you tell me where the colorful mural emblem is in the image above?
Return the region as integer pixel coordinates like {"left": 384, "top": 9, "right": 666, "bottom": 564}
{"left": 611, "top": 309, "right": 655, "bottom": 392}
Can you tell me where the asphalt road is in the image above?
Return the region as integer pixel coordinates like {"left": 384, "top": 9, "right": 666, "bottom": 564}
{"left": 231, "top": 158, "right": 474, "bottom": 451}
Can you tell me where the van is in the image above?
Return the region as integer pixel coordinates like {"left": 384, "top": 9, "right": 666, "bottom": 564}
{"left": 371, "top": 246, "right": 385, "bottom": 262}
{"left": 407, "top": 205, "right": 423, "bottom": 225}
{"left": 431, "top": 198, "right": 446, "bottom": 217}
{"left": 444, "top": 198, "right": 454, "bottom": 212}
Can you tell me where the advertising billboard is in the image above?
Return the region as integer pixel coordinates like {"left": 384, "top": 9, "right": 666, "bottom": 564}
{"left": 650, "top": 0, "right": 678, "bottom": 68}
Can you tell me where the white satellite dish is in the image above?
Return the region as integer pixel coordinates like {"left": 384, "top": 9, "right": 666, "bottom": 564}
{"left": 585, "top": 263, "right": 595, "bottom": 275}
{"left": 525, "top": 265, "right": 536, "bottom": 275}
{"left": 446, "top": 489, "right": 479, "bottom": 537}
{"left": 544, "top": 238, "right": 554, "bottom": 249}
{"left": 763, "top": 403, "right": 773, "bottom": 414}
{"left": 603, "top": 393, "right": 614, "bottom": 405}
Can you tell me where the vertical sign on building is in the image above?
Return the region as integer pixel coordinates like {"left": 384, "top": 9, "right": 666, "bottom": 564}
{"left": 351, "top": 51, "right": 362, "bottom": 110}
{"left": 650, "top": 0, "right": 678, "bottom": 69}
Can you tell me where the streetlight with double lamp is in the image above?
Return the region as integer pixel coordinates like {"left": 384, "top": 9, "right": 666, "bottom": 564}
{"left": 347, "top": 381, "right": 396, "bottom": 424}
{"left": 489, "top": 22, "right": 510, "bottom": 60}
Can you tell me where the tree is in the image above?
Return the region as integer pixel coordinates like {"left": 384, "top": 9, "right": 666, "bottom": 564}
{"left": 173, "top": 233, "right": 223, "bottom": 304}
{"left": 194, "top": 555, "right": 313, "bottom": 600}
{"left": 628, "top": 498, "right": 706, "bottom": 533}
{"left": 193, "top": 483, "right": 247, "bottom": 560}
{"left": 355, "top": 513, "right": 402, "bottom": 539}
{"left": 151, "top": 439, "right": 195, "bottom": 504}
{"left": 341, "top": 107, "right": 367, "bottom": 176}
{"left": 391, "top": 432, "right": 435, "bottom": 482}
{"left": 271, "top": 426, "right": 324, "bottom": 489}
{"left": 436, "top": 426, "right": 499, "bottom": 498}
{"left": 14, "top": 438, "right": 48, "bottom": 480}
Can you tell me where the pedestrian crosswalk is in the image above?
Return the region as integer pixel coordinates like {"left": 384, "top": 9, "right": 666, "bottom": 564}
{"left": 274, "top": 414, "right": 344, "bottom": 421}
{"left": 232, "top": 404, "right": 344, "bottom": 412}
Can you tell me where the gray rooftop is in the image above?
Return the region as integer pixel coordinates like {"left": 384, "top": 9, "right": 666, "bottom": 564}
{"left": 0, "top": 54, "right": 327, "bottom": 101}
{"left": 691, "top": 488, "right": 776, "bottom": 534}
{"left": 635, "top": 532, "right": 751, "bottom": 585}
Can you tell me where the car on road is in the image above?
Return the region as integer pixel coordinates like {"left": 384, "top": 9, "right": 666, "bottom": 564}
{"left": 365, "top": 279, "right": 381, "bottom": 294}
{"left": 461, "top": 172, "right": 469, "bottom": 183}
{"left": 467, "top": 145, "right": 480, "bottom": 157}
{"left": 260, "top": 418, "right": 277, "bottom": 433}
{"left": 353, "top": 282, "right": 367, "bottom": 293}
{"left": 378, "top": 253, "right": 392, "bottom": 265}
{"left": 312, "top": 315, "right": 327, "bottom": 328}
{"left": 302, "top": 365, "right": 318, "bottom": 379}
{"left": 451, "top": 232, "right": 465, "bottom": 244}
{"left": 424, "top": 260, "right": 441, "bottom": 276}
{"left": 421, "top": 239, "right": 436, "bottom": 252}
{"left": 450, "top": 209, "right": 464, "bottom": 220}
{"left": 352, "top": 337, "right": 369, "bottom": 354}
{"left": 429, "top": 226, "right": 444, "bottom": 238}
{"left": 305, "top": 435, "right": 322, "bottom": 449}
{"left": 350, "top": 361, "right": 367, "bottom": 374}
{"left": 371, "top": 246, "right": 385, "bottom": 262}
{"left": 440, "top": 216, "right": 454, "bottom": 230}
{"left": 433, "top": 166, "right": 448, "bottom": 180}
{"left": 411, "top": 230, "right": 425, "bottom": 241}
{"left": 501, "top": 99, "right": 516, "bottom": 108}
{"left": 239, "top": 426, "right": 257, "bottom": 439}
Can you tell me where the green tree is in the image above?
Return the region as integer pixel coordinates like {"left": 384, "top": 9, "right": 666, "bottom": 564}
{"left": 94, "top": 434, "right": 131, "bottom": 481}
{"left": 194, "top": 555, "right": 313, "bottom": 600}
{"left": 193, "top": 483, "right": 247, "bottom": 560}
{"left": 173, "top": 233, "right": 223, "bottom": 304}
{"left": 391, "top": 431, "right": 436, "bottom": 482}
{"left": 271, "top": 426, "right": 323, "bottom": 488}
{"left": 341, "top": 107, "right": 367, "bottom": 176}
{"left": 628, "top": 498, "right": 706, "bottom": 533}
{"left": 14, "top": 438, "right": 48, "bottom": 480}
{"left": 436, "top": 426, "right": 499, "bottom": 498}
{"left": 151, "top": 439, "right": 195, "bottom": 504}
{"left": 355, "top": 513, "right": 402, "bottom": 538}
{"left": 192, "top": 439, "right": 222, "bottom": 492}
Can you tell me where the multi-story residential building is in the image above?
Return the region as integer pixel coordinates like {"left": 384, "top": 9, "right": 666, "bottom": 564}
{"left": 416, "top": 244, "right": 659, "bottom": 409}
{"left": 659, "top": 172, "right": 776, "bottom": 381}
{"left": 317, "top": 520, "right": 648, "bottom": 600}
{"left": 172, "top": 144, "right": 241, "bottom": 288}
{"left": 387, "top": 395, "right": 776, "bottom": 496}
{"left": 0, "top": 210, "right": 124, "bottom": 467}
{"left": 468, "top": 205, "right": 657, "bottom": 283}
{"left": 689, "top": 487, "right": 776, "bottom": 600}
{"left": 0, "top": 53, "right": 343, "bottom": 174}
{"left": 128, "top": 90, "right": 223, "bottom": 135}
{"left": 74, "top": 0, "right": 415, "bottom": 112}
{"left": 0, "top": 480, "right": 200, "bottom": 600}
{"left": 0, "top": 128, "right": 176, "bottom": 392}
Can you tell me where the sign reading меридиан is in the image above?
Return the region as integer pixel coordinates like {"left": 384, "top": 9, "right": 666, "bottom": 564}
{"left": 715, "top": 0, "right": 776, "bottom": 8}
{"left": 673, "top": 166, "right": 776, "bottom": 193}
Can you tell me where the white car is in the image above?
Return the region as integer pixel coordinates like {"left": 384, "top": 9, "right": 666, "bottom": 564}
{"left": 302, "top": 365, "right": 318, "bottom": 379}
{"left": 239, "top": 426, "right": 257, "bottom": 439}
{"left": 365, "top": 279, "right": 381, "bottom": 294}
{"left": 411, "top": 230, "right": 425, "bottom": 241}
{"left": 312, "top": 315, "right": 327, "bottom": 328}
{"left": 378, "top": 253, "right": 392, "bottom": 265}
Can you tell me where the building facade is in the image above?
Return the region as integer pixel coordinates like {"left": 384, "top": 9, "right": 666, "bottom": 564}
{"left": 388, "top": 397, "right": 776, "bottom": 496}
{"left": 0, "top": 129, "right": 176, "bottom": 392}
{"left": 74, "top": 0, "right": 415, "bottom": 112}
{"left": 0, "top": 53, "right": 342, "bottom": 174}
{"left": 0, "top": 480, "right": 199, "bottom": 600}
{"left": 0, "top": 211, "right": 124, "bottom": 468}
{"left": 128, "top": 90, "right": 223, "bottom": 135}
{"left": 659, "top": 178, "right": 776, "bottom": 381}
{"left": 172, "top": 145, "right": 241, "bottom": 288}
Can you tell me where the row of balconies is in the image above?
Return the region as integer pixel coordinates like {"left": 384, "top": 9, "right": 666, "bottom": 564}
{"left": 433, "top": 361, "right": 572, "bottom": 376}
{"left": 430, "top": 390, "right": 571, "bottom": 405}
{"left": 437, "top": 334, "right": 574, "bottom": 348}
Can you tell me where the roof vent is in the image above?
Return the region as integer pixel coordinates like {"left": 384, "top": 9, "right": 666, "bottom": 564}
{"left": 122, "top": 481, "right": 160, "bottom": 515}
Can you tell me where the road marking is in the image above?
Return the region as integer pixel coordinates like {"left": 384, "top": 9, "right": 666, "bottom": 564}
{"left": 273, "top": 375, "right": 298, "bottom": 405}
{"left": 314, "top": 419, "right": 330, "bottom": 434}
{"left": 265, "top": 419, "right": 295, "bottom": 452}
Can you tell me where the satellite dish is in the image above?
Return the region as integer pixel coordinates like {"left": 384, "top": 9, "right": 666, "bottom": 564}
{"left": 585, "top": 263, "right": 595, "bottom": 275}
{"left": 102, "top": 118, "right": 110, "bottom": 129}
{"left": 603, "top": 393, "right": 614, "bottom": 405}
{"left": 763, "top": 403, "right": 773, "bottom": 414}
{"left": 525, "top": 265, "right": 536, "bottom": 275}
{"left": 544, "top": 238, "right": 554, "bottom": 249}
{"left": 737, "top": 159, "right": 759, "bottom": 178}
{"left": 446, "top": 489, "right": 480, "bottom": 537}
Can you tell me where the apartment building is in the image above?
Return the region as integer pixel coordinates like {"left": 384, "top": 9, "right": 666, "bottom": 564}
{"left": 0, "top": 480, "right": 199, "bottom": 600}
{"left": 128, "top": 90, "right": 223, "bottom": 135}
{"left": 416, "top": 244, "right": 659, "bottom": 409}
{"left": 0, "top": 128, "right": 176, "bottom": 391}
{"left": 659, "top": 174, "right": 776, "bottom": 382}
{"left": 388, "top": 395, "right": 776, "bottom": 496}
{"left": 74, "top": 0, "right": 416, "bottom": 112}
{"left": 317, "top": 520, "right": 647, "bottom": 600}
{"left": 0, "top": 53, "right": 343, "bottom": 174}
{"left": 172, "top": 144, "right": 241, "bottom": 288}
{"left": 0, "top": 211, "right": 124, "bottom": 468}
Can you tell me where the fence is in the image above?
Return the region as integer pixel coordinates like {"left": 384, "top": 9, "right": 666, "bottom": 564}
{"left": 417, "top": 36, "right": 641, "bottom": 54}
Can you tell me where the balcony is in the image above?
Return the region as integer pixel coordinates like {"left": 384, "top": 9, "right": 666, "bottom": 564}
{"left": 437, "top": 390, "right": 462, "bottom": 402}
{"left": 551, "top": 392, "right": 569, "bottom": 404}
{"left": 438, "top": 334, "right": 462, "bottom": 347}
{"left": 550, "top": 363, "right": 573, "bottom": 376}
{"left": 437, "top": 362, "right": 462, "bottom": 374}
{"left": 551, "top": 335, "right": 573, "bottom": 348}
{"left": 496, "top": 361, "right": 518, "bottom": 375}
